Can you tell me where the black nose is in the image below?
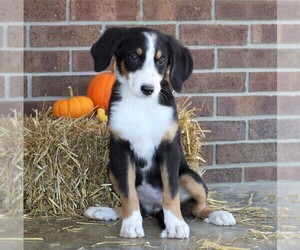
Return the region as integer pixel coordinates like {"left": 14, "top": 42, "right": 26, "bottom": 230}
{"left": 141, "top": 85, "right": 154, "bottom": 96}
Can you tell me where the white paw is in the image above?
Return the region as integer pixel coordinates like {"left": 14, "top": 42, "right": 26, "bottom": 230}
{"left": 84, "top": 207, "right": 118, "bottom": 221}
{"left": 120, "top": 210, "right": 145, "bottom": 238}
{"left": 204, "top": 210, "right": 236, "bottom": 226}
{"left": 161, "top": 210, "right": 190, "bottom": 239}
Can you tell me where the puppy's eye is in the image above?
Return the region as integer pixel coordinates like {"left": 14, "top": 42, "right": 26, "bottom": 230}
{"left": 130, "top": 53, "right": 139, "bottom": 63}
{"left": 157, "top": 57, "right": 166, "bottom": 65}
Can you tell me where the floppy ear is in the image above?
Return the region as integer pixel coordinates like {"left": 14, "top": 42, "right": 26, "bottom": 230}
{"left": 168, "top": 37, "right": 193, "bottom": 92}
{"left": 91, "top": 27, "right": 127, "bottom": 72}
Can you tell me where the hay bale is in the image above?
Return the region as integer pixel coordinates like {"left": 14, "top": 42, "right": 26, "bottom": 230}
{"left": 24, "top": 104, "right": 205, "bottom": 217}
{"left": 0, "top": 112, "right": 23, "bottom": 217}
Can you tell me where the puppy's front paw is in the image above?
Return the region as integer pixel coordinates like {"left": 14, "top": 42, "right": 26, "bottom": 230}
{"left": 204, "top": 210, "right": 236, "bottom": 226}
{"left": 84, "top": 207, "right": 118, "bottom": 221}
{"left": 120, "top": 210, "right": 145, "bottom": 238}
{"left": 161, "top": 210, "right": 190, "bottom": 239}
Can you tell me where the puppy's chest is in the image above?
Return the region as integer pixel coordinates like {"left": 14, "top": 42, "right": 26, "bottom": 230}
{"left": 110, "top": 98, "right": 173, "bottom": 160}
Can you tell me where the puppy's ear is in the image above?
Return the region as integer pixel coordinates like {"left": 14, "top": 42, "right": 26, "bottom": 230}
{"left": 168, "top": 37, "right": 193, "bottom": 92}
{"left": 91, "top": 27, "right": 127, "bottom": 72}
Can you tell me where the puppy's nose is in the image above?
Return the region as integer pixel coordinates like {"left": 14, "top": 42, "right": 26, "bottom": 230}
{"left": 141, "top": 85, "right": 154, "bottom": 96}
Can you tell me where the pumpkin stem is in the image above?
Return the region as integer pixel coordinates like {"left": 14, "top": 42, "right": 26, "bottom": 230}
{"left": 68, "top": 86, "right": 74, "bottom": 98}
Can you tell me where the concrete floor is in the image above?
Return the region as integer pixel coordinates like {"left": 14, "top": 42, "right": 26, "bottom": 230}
{"left": 2, "top": 182, "right": 280, "bottom": 249}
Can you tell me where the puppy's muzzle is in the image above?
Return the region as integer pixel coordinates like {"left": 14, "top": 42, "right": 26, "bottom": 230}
{"left": 141, "top": 85, "right": 154, "bottom": 96}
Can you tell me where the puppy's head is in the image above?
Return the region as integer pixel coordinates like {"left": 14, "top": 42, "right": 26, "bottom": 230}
{"left": 91, "top": 27, "right": 193, "bottom": 98}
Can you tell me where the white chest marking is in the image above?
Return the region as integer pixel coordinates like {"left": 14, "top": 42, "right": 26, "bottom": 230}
{"left": 110, "top": 85, "right": 173, "bottom": 169}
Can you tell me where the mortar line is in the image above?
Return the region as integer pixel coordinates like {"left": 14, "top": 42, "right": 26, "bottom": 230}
{"left": 19, "top": 20, "right": 300, "bottom": 26}
{"left": 247, "top": 24, "right": 252, "bottom": 45}
{"left": 139, "top": 0, "right": 144, "bottom": 21}
{"left": 3, "top": 25, "right": 8, "bottom": 48}
{"left": 66, "top": 0, "right": 71, "bottom": 22}
{"left": 214, "top": 48, "right": 218, "bottom": 69}
{"left": 69, "top": 50, "right": 72, "bottom": 73}
{"left": 4, "top": 75, "right": 10, "bottom": 98}
{"left": 211, "top": 0, "right": 216, "bottom": 21}
{"left": 27, "top": 75, "right": 32, "bottom": 98}
{"left": 202, "top": 163, "right": 279, "bottom": 170}
{"left": 26, "top": 25, "right": 30, "bottom": 48}
{"left": 241, "top": 167, "right": 245, "bottom": 183}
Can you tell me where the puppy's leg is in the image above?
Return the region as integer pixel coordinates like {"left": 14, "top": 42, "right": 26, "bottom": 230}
{"left": 179, "top": 170, "right": 236, "bottom": 226}
{"left": 159, "top": 144, "right": 189, "bottom": 239}
{"left": 110, "top": 167, "right": 144, "bottom": 238}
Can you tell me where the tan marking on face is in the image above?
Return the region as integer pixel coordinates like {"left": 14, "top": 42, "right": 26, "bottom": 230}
{"left": 120, "top": 60, "right": 129, "bottom": 80}
{"left": 162, "top": 121, "right": 178, "bottom": 142}
{"left": 161, "top": 165, "right": 183, "bottom": 220}
{"left": 156, "top": 50, "right": 162, "bottom": 60}
{"left": 136, "top": 48, "right": 143, "bottom": 56}
{"left": 179, "top": 174, "right": 215, "bottom": 219}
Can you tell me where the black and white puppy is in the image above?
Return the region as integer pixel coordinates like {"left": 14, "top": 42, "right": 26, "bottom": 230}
{"left": 85, "top": 27, "right": 236, "bottom": 239}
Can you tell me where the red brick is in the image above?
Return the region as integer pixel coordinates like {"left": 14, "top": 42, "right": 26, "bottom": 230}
{"left": 249, "top": 119, "right": 276, "bottom": 140}
{"left": 278, "top": 166, "right": 300, "bottom": 181}
{"left": 24, "top": 101, "right": 55, "bottom": 115}
{"left": 71, "top": 0, "right": 140, "bottom": 21}
{"left": 218, "top": 49, "right": 276, "bottom": 68}
{"left": 144, "top": 0, "right": 211, "bottom": 21}
{"left": 180, "top": 25, "right": 247, "bottom": 46}
{"left": 278, "top": 49, "right": 300, "bottom": 68}
{"left": 253, "top": 25, "right": 300, "bottom": 44}
{"left": 217, "top": 143, "right": 277, "bottom": 164}
{"left": 252, "top": 25, "right": 276, "bottom": 44}
{"left": 0, "top": 27, "right": 3, "bottom": 47}
{"left": 249, "top": 72, "right": 277, "bottom": 92}
{"left": 278, "top": 142, "right": 300, "bottom": 163}
{"left": 278, "top": 72, "right": 300, "bottom": 92}
{"left": 0, "top": 76, "right": 4, "bottom": 97}
{"left": 30, "top": 25, "right": 101, "bottom": 47}
{"left": 198, "top": 121, "right": 245, "bottom": 142}
{"left": 203, "top": 168, "right": 242, "bottom": 183}
{"left": 10, "top": 76, "right": 27, "bottom": 97}
{"left": 278, "top": 119, "right": 300, "bottom": 139}
{"left": 0, "top": 0, "right": 23, "bottom": 21}
{"left": 8, "top": 26, "right": 25, "bottom": 47}
{"left": 0, "top": 101, "right": 22, "bottom": 114}
{"left": 191, "top": 50, "right": 214, "bottom": 70}
{"left": 24, "top": 0, "right": 66, "bottom": 22}
{"left": 277, "top": 1, "right": 300, "bottom": 20}
{"left": 25, "top": 51, "right": 69, "bottom": 73}
{"left": 245, "top": 166, "right": 277, "bottom": 182}
{"left": 250, "top": 72, "right": 300, "bottom": 92}
{"left": 106, "top": 25, "right": 176, "bottom": 37}
{"left": 201, "top": 145, "right": 213, "bottom": 166}
{"left": 72, "top": 50, "right": 93, "bottom": 72}
{"left": 183, "top": 73, "right": 245, "bottom": 94}
{"left": 278, "top": 96, "right": 300, "bottom": 116}
{"left": 176, "top": 96, "right": 214, "bottom": 117}
{"left": 0, "top": 51, "right": 23, "bottom": 72}
{"left": 32, "top": 75, "right": 93, "bottom": 97}
{"left": 216, "top": 0, "right": 276, "bottom": 20}
{"left": 218, "top": 96, "right": 276, "bottom": 116}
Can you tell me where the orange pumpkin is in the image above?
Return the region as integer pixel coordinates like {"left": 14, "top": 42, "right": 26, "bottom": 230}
{"left": 87, "top": 72, "right": 116, "bottom": 113}
{"left": 53, "top": 86, "right": 94, "bottom": 118}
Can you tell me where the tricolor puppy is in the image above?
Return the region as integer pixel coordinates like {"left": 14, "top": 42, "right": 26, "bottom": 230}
{"left": 85, "top": 27, "right": 236, "bottom": 239}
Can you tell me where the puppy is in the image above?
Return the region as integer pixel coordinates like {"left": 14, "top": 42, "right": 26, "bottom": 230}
{"left": 85, "top": 27, "right": 236, "bottom": 239}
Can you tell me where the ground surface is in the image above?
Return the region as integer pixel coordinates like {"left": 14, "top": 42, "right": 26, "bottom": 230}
{"left": 2, "top": 182, "right": 280, "bottom": 249}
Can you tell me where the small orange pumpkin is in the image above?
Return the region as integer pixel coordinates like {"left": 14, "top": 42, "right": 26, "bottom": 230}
{"left": 87, "top": 72, "right": 116, "bottom": 113}
{"left": 53, "top": 86, "right": 94, "bottom": 118}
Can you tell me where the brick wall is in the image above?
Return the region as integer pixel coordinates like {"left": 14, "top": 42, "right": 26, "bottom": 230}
{"left": 2, "top": 0, "right": 300, "bottom": 183}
